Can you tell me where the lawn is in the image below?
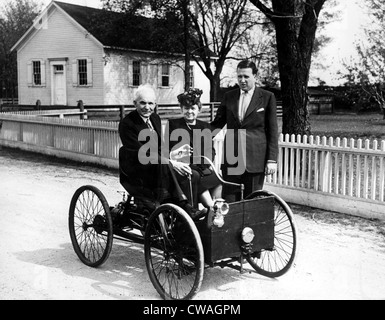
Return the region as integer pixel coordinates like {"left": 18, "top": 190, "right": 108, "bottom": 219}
{"left": 278, "top": 111, "right": 385, "bottom": 142}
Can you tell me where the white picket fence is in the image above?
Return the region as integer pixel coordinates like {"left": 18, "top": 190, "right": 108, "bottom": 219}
{"left": 269, "top": 134, "right": 385, "bottom": 201}
{"left": 0, "top": 113, "right": 119, "bottom": 167}
{"left": 0, "top": 113, "right": 384, "bottom": 220}
{"left": 265, "top": 134, "right": 385, "bottom": 220}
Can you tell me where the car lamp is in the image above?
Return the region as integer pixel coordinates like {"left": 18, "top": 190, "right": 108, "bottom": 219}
{"left": 212, "top": 199, "right": 230, "bottom": 228}
{"left": 241, "top": 227, "right": 255, "bottom": 243}
{"left": 216, "top": 200, "right": 229, "bottom": 215}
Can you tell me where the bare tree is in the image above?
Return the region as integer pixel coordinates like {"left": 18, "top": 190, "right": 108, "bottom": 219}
{"left": 102, "top": 0, "right": 268, "bottom": 101}
{"left": 342, "top": 0, "right": 385, "bottom": 118}
{"left": 223, "top": 19, "right": 278, "bottom": 88}
{"left": 188, "top": 0, "right": 267, "bottom": 101}
{"left": 0, "top": 0, "right": 41, "bottom": 100}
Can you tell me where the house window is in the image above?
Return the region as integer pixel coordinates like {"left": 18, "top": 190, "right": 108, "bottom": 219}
{"left": 133, "top": 60, "right": 141, "bottom": 86}
{"left": 161, "top": 64, "right": 170, "bottom": 87}
{"left": 78, "top": 59, "right": 88, "bottom": 85}
{"left": 72, "top": 58, "right": 92, "bottom": 87}
{"left": 54, "top": 65, "right": 64, "bottom": 73}
{"left": 33, "top": 61, "right": 41, "bottom": 85}
{"left": 189, "top": 65, "right": 194, "bottom": 88}
{"left": 28, "top": 59, "right": 45, "bottom": 87}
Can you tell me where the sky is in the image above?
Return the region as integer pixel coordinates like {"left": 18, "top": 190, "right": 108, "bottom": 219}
{"left": 311, "top": 0, "right": 369, "bottom": 85}
{"left": 40, "top": 0, "right": 102, "bottom": 8}
{"left": 37, "top": 0, "right": 368, "bottom": 86}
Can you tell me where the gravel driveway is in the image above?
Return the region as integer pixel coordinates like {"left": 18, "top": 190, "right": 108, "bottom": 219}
{"left": 1, "top": 146, "right": 384, "bottom": 300}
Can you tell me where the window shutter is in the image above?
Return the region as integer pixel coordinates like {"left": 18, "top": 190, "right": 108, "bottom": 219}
{"left": 141, "top": 62, "right": 148, "bottom": 84}
{"left": 171, "top": 65, "right": 176, "bottom": 87}
{"left": 40, "top": 60, "right": 46, "bottom": 87}
{"left": 27, "top": 61, "right": 32, "bottom": 87}
{"left": 72, "top": 59, "right": 78, "bottom": 86}
{"left": 128, "top": 59, "right": 133, "bottom": 86}
{"left": 157, "top": 64, "right": 162, "bottom": 87}
{"left": 87, "top": 58, "right": 93, "bottom": 86}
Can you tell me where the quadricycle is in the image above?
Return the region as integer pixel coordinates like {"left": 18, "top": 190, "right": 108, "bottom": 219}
{"left": 68, "top": 153, "right": 297, "bottom": 300}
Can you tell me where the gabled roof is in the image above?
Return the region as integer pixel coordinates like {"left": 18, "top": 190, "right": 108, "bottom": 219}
{"left": 13, "top": 0, "right": 212, "bottom": 57}
{"left": 53, "top": 1, "right": 118, "bottom": 47}
{"left": 11, "top": 1, "right": 104, "bottom": 52}
{"left": 54, "top": 1, "right": 104, "bottom": 29}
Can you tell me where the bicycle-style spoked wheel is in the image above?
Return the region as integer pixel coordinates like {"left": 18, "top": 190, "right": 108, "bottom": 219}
{"left": 144, "top": 204, "right": 204, "bottom": 300}
{"left": 245, "top": 190, "right": 297, "bottom": 278}
{"left": 68, "top": 185, "right": 113, "bottom": 267}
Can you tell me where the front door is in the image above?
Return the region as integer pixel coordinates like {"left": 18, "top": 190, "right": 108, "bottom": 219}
{"left": 51, "top": 62, "right": 67, "bottom": 105}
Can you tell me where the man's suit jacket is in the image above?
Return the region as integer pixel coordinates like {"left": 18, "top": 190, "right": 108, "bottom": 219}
{"left": 118, "top": 110, "right": 164, "bottom": 188}
{"left": 211, "top": 86, "right": 278, "bottom": 173}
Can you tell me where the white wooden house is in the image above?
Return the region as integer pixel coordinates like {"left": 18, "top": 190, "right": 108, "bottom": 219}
{"left": 11, "top": 1, "right": 213, "bottom": 106}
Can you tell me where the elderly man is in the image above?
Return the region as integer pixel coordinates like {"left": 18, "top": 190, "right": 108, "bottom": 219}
{"left": 118, "top": 84, "right": 206, "bottom": 219}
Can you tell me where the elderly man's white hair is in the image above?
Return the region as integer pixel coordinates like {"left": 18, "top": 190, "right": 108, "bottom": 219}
{"left": 134, "top": 83, "right": 157, "bottom": 102}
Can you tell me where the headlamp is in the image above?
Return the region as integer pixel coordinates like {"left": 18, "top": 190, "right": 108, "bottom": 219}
{"left": 212, "top": 199, "right": 230, "bottom": 228}
{"left": 214, "top": 199, "right": 229, "bottom": 215}
{"left": 219, "top": 202, "right": 229, "bottom": 215}
{"left": 241, "top": 227, "right": 255, "bottom": 244}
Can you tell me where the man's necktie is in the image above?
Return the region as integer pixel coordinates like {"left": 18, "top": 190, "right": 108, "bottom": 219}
{"left": 239, "top": 91, "right": 248, "bottom": 122}
{"left": 146, "top": 118, "right": 154, "bottom": 131}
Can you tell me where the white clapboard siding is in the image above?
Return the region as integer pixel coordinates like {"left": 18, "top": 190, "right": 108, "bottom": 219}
{"left": 17, "top": 7, "right": 104, "bottom": 106}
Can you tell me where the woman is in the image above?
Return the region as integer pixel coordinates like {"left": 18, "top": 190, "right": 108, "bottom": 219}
{"left": 167, "top": 88, "right": 222, "bottom": 209}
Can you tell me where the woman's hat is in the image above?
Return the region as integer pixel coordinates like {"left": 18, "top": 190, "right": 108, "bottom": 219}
{"left": 177, "top": 88, "right": 203, "bottom": 106}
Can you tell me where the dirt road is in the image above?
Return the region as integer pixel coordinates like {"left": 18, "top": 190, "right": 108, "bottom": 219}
{"left": 1, "top": 146, "right": 384, "bottom": 300}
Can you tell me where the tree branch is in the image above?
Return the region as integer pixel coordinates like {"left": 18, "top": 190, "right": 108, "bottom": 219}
{"left": 248, "top": 0, "right": 276, "bottom": 22}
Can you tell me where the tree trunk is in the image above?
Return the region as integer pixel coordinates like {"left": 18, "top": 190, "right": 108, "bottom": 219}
{"left": 209, "top": 74, "right": 221, "bottom": 102}
{"left": 276, "top": 34, "right": 311, "bottom": 135}
{"left": 273, "top": 3, "right": 312, "bottom": 136}
{"left": 182, "top": 0, "right": 191, "bottom": 91}
{"left": 248, "top": 0, "right": 326, "bottom": 136}
{"left": 209, "top": 59, "right": 225, "bottom": 102}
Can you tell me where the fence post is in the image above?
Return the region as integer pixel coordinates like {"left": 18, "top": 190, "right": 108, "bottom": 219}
{"left": 210, "top": 103, "right": 215, "bottom": 121}
{"left": 35, "top": 99, "right": 41, "bottom": 111}
{"left": 77, "top": 100, "right": 85, "bottom": 120}
{"left": 380, "top": 141, "right": 385, "bottom": 201}
{"left": 120, "top": 105, "right": 125, "bottom": 119}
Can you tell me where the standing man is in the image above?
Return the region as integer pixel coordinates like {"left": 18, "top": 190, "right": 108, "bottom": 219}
{"left": 211, "top": 60, "right": 279, "bottom": 201}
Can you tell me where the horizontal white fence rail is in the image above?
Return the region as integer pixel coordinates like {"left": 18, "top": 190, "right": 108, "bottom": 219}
{"left": 2, "top": 108, "right": 87, "bottom": 119}
{"left": 0, "top": 113, "right": 384, "bottom": 220}
{"left": 0, "top": 98, "right": 18, "bottom": 105}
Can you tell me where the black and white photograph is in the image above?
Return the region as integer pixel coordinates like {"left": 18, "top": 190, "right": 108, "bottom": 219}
{"left": 0, "top": 0, "right": 384, "bottom": 304}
